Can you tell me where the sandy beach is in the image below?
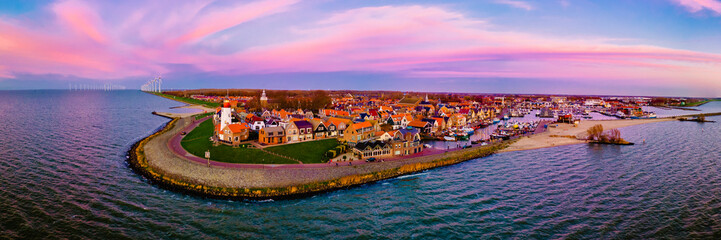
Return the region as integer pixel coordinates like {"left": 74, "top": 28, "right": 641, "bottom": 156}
{"left": 153, "top": 104, "right": 215, "bottom": 118}
{"left": 499, "top": 118, "right": 674, "bottom": 153}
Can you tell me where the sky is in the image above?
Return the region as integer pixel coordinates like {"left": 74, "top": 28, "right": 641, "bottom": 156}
{"left": 0, "top": 0, "right": 720, "bottom": 97}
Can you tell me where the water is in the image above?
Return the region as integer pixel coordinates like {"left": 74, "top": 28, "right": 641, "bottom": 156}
{"left": 2, "top": 90, "right": 721, "bottom": 239}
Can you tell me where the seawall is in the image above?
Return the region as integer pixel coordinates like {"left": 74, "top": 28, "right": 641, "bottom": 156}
{"left": 127, "top": 116, "right": 512, "bottom": 200}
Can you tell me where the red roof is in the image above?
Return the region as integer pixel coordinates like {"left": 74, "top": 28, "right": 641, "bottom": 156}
{"left": 408, "top": 120, "right": 428, "bottom": 128}
{"left": 352, "top": 121, "right": 372, "bottom": 130}
{"left": 227, "top": 123, "right": 249, "bottom": 133}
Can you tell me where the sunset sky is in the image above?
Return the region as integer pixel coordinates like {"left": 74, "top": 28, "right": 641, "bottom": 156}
{"left": 1, "top": 0, "right": 720, "bottom": 96}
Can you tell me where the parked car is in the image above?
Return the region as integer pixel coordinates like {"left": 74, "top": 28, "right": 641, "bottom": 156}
{"left": 366, "top": 157, "right": 376, "bottom": 162}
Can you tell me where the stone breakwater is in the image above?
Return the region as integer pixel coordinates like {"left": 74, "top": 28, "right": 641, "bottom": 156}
{"left": 127, "top": 116, "right": 512, "bottom": 200}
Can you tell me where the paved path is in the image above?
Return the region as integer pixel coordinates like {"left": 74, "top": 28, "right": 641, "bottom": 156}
{"left": 168, "top": 117, "right": 474, "bottom": 169}
{"left": 144, "top": 116, "right": 500, "bottom": 188}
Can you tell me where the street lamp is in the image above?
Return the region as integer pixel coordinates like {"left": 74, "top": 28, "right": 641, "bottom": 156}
{"left": 205, "top": 150, "right": 210, "bottom": 167}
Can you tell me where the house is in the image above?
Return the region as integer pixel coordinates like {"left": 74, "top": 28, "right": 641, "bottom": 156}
{"left": 304, "top": 110, "right": 314, "bottom": 119}
{"left": 432, "top": 117, "right": 446, "bottom": 131}
{"left": 218, "top": 123, "right": 250, "bottom": 146}
{"left": 390, "top": 128, "right": 422, "bottom": 156}
{"left": 261, "top": 110, "right": 272, "bottom": 119}
{"left": 408, "top": 120, "right": 431, "bottom": 134}
{"left": 324, "top": 121, "right": 338, "bottom": 137}
{"left": 327, "top": 117, "right": 351, "bottom": 136}
{"left": 421, "top": 118, "right": 440, "bottom": 133}
{"left": 286, "top": 120, "right": 313, "bottom": 142}
{"left": 259, "top": 126, "right": 285, "bottom": 145}
{"left": 387, "top": 114, "right": 411, "bottom": 130}
{"left": 309, "top": 119, "right": 328, "bottom": 139}
{"left": 264, "top": 119, "right": 279, "bottom": 128}
{"left": 343, "top": 121, "right": 375, "bottom": 145}
{"left": 353, "top": 141, "right": 393, "bottom": 160}
{"left": 248, "top": 116, "right": 266, "bottom": 130}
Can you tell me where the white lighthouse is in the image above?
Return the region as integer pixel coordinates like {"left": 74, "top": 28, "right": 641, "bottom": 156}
{"left": 220, "top": 100, "right": 232, "bottom": 132}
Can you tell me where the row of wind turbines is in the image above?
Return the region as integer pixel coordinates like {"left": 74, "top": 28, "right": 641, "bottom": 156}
{"left": 69, "top": 83, "right": 126, "bottom": 91}
{"left": 141, "top": 76, "right": 162, "bottom": 92}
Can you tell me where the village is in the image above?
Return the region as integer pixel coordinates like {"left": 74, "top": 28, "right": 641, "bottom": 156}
{"left": 170, "top": 89, "right": 672, "bottom": 164}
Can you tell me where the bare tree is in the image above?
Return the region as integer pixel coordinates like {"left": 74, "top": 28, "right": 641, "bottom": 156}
{"left": 608, "top": 129, "right": 621, "bottom": 143}
{"left": 587, "top": 124, "right": 604, "bottom": 141}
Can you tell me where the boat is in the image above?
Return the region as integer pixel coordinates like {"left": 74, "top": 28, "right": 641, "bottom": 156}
{"left": 615, "top": 111, "right": 626, "bottom": 119}
{"left": 443, "top": 136, "right": 456, "bottom": 141}
{"left": 492, "top": 118, "right": 500, "bottom": 124}
{"left": 461, "top": 127, "right": 475, "bottom": 134}
{"left": 455, "top": 132, "right": 469, "bottom": 140}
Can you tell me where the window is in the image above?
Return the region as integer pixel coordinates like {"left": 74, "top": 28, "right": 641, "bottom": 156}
{"left": 300, "top": 129, "right": 304, "bottom": 134}
{"left": 234, "top": 137, "right": 239, "bottom": 141}
{"left": 268, "top": 132, "right": 273, "bottom": 136}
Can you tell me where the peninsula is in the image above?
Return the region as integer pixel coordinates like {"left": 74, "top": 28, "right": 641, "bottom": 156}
{"left": 128, "top": 89, "right": 714, "bottom": 200}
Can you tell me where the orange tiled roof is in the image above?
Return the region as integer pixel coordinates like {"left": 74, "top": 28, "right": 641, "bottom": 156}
{"left": 408, "top": 120, "right": 428, "bottom": 128}
{"left": 227, "top": 123, "right": 249, "bottom": 133}
{"left": 352, "top": 121, "right": 372, "bottom": 130}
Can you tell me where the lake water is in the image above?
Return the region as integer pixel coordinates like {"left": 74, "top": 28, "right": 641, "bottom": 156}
{"left": 1, "top": 90, "right": 720, "bottom": 238}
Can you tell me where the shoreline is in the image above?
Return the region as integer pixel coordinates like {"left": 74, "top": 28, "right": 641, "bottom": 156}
{"left": 127, "top": 116, "right": 512, "bottom": 200}
{"left": 500, "top": 118, "right": 675, "bottom": 153}
{"left": 151, "top": 93, "right": 215, "bottom": 118}
{"left": 129, "top": 92, "right": 711, "bottom": 200}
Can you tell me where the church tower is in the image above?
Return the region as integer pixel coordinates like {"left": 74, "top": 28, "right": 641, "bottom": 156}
{"left": 260, "top": 89, "right": 268, "bottom": 108}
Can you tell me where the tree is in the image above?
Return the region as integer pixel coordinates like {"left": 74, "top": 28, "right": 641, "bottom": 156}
{"left": 608, "top": 129, "right": 621, "bottom": 143}
{"left": 310, "top": 90, "right": 331, "bottom": 110}
{"left": 587, "top": 124, "right": 604, "bottom": 141}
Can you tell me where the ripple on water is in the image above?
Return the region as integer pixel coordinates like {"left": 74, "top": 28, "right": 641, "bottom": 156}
{"left": 3, "top": 92, "right": 721, "bottom": 238}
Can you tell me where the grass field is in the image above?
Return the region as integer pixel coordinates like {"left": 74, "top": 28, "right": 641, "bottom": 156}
{"left": 682, "top": 99, "right": 720, "bottom": 107}
{"left": 153, "top": 92, "right": 220, "bottom": 108}
{"left": 181, "top": 119, "right": 296, "bottom": 164}
{"left": 194, "top": 112, "right": 214, "bottom": 120}
{"left": 265, "top": 139, "right": 340, "bottom": 164}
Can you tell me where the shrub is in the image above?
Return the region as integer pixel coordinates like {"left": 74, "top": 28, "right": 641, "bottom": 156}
{"left": 587, "top": 124, "right": 604, "bottom": 141}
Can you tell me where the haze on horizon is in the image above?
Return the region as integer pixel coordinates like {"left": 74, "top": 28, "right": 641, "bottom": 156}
{"left": 0, "top": 0, "right": 720, "bottom": 97}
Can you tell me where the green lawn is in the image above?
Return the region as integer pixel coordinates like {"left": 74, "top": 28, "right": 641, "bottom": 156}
{"left": 265, "top": 139, "right": 340, "bottom": 164}
{"left": 153, "top": 92, "right": 220, "bottom": 108}
{"left": 194, "top": 112, "right": 214, "bottom": 120}
{"left": 181, "top": 119, "right": 340, "bottom": 164}
{"left": 180, "top": 119, "right": 296, "bottom": 164}
{"left": 682, "top": 99, "right": 720, "bottom": 107}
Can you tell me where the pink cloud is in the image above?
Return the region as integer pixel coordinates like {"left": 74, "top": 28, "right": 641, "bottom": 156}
{"left": 202, "top": 5, "right": 721, "bottom": 91}
{"left": 52, "top": 0, "right": 108, "bottom": 44}
{"left": 0, "top": 1, "right": 720, "bottom": 95}
{"left": 169, "top": 0, "right": 299, "bottom": 46}
{"left": 673, "top": 0, "right": 721, "bottom": 14}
